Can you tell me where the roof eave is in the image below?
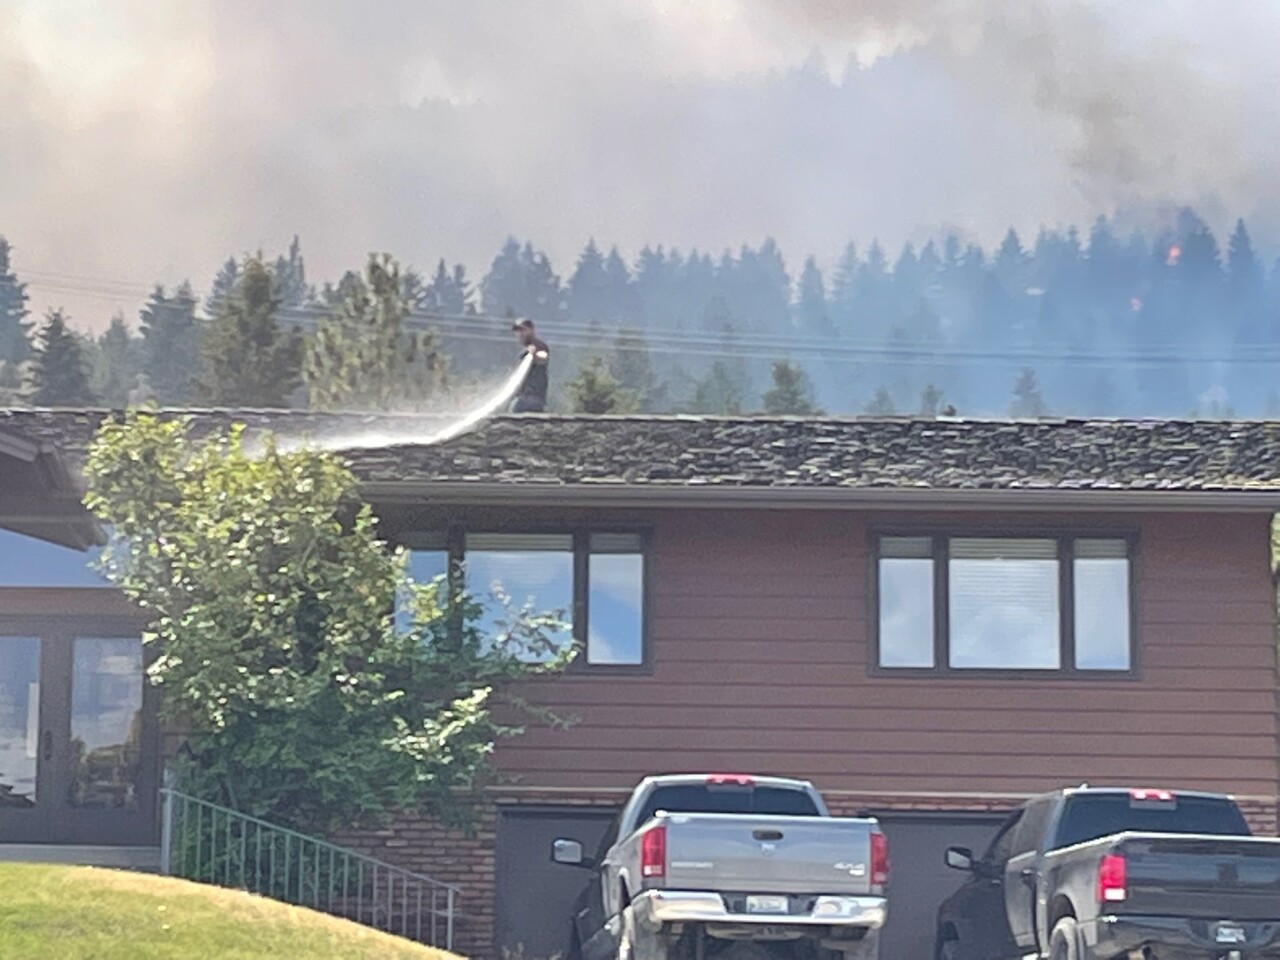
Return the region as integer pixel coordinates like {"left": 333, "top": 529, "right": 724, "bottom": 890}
{"left": 361, "top": 480, "right": 1280, "bottom": 513}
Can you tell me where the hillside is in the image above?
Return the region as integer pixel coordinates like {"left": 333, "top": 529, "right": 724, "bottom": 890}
{"left": 0, "top": 863, "right": 459, "bottom": 960}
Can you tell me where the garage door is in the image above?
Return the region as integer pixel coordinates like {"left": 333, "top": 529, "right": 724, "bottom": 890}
{"left": 495, "top": 807, "right": 617, "bottom": 959}
{"left": 875, "top": 813, "right": 1006, "bottom": 960}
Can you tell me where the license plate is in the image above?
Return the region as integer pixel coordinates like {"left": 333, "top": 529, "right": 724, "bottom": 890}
{"left": 746, "top": 895, "right": 789, "bottom": 915}
{"left": 1215, "top": 924, "right": 1247, "bottom": 945}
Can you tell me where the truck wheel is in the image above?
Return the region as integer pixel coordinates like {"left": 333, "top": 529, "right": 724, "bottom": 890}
{"left": 1049, "top": 917, "right": 1080, "bottom": 960}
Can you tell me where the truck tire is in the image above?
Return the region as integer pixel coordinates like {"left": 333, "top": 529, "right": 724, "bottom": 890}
{"left": 936, "top": 939, "right": 961, "bottom": 960}
{"left": 1049, "top": 917, "right": 1081, "bottom": 960}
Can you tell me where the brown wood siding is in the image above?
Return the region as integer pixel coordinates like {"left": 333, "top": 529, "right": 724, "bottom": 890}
{"left": 494, "top": 509, "right": 1280, "bottom": 798}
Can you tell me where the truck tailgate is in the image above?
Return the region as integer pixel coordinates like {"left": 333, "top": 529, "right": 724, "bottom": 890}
{"left": 1117, "top": 833, "right": 1280, "bottom": 920}
{"left": 661, "top": 813, "right": 875, "bottom": 896}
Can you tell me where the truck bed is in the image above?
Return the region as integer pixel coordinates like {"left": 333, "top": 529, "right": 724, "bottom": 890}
{"left": 1104, "top": 831, "right": 1280, "bottom": 920}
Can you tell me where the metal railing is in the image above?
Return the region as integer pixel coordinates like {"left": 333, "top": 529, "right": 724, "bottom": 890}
{"left": 160, "top": 788, "right": 459, "bottom": 950}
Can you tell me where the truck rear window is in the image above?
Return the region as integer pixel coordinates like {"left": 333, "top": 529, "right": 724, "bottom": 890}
{"left": 1053, "top": 795, "right": 1250, "bottom": 850}
{"left": 637, "top": 785, "right": 821, "bottom": 824}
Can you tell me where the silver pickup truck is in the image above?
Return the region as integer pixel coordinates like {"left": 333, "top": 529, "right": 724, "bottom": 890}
{"left": 551, "top": 774, "right": 888, "bottom": 960}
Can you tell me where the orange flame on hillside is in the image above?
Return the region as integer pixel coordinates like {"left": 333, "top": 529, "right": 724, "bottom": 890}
{"left": 1166, "top": 244, "right": 1182, "bottom": 267}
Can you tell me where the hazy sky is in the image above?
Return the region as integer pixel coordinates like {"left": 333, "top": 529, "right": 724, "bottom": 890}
{"left": 3, "top": 0, "right": 1279, "bottom": 329}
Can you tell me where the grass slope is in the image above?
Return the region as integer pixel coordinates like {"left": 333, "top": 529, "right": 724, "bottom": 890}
{"left": 0, "top": 863, "right": 460, "bottom": 959}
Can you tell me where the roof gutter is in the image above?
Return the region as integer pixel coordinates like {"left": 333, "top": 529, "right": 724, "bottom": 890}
{"left": 361, "top": 480, "right": 1280, "bottom": 513}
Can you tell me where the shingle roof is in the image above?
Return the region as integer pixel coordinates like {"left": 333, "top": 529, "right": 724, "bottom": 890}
{"left": 2, "top": 409, "right": 1280, "bottom": 499}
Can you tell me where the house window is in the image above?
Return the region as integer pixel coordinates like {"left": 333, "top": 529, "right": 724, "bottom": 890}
{"left": 404, "top": 530, "right": 647, "bottom": 669}
{"left": 403, "top": 532, "right": 450, "bottom": 586}
{"left": 949, "top": 538, "right": 1060, "bottom": 670}
{"left": 467, "top": 534, "right": 575, "bottom": 659}
{"left": 586, "top": 534, "right": 645, "bottom": 666}
{"left": 875, "top": 534, "right": 1133, "bottom": 675}
{"left": 0, "top": 528, "right": 111, "bottom": 588}
{"left": 397, "top": 532, "right": 451, "bottom": 632}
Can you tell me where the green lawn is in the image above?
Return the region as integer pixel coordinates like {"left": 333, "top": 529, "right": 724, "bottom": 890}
{"left": 0, "top": 863, "right": 461, "bottom": 959}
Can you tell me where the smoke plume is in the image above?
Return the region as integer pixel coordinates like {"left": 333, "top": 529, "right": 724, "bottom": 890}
{"left": 2, "top": 0, "right": 1277, "bottom": 327}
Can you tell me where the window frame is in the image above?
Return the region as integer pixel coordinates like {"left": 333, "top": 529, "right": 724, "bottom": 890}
{"left": 402, "top": 524, "right": 653, "bottom": 676}
{"left": 869, "top": 528, "right": 1139, "bottom": 680}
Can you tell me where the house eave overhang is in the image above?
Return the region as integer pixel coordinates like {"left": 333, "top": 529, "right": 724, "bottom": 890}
{"left": 361, "top": 480, "right": 1280, "bottom": 513}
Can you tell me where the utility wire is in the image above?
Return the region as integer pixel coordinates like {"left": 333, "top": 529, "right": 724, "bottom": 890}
{"left": 22, "top": 270, "right": 1280, "bottom": 368}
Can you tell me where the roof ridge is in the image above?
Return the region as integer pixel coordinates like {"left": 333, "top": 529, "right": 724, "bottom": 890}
{"left": 1, "top": 407, "right": 1279, "bottom": 428}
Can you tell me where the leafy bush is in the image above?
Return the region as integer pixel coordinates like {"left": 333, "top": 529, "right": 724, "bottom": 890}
{"left": 84, "top": 412, "right": 568, "bottom": 831}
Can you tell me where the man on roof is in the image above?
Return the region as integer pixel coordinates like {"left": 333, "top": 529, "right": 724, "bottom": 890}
{"left": 512, "top": 317, "right": 550, "bottom": 413}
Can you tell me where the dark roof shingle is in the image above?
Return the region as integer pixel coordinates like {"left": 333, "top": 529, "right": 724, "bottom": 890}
{"left": 1, "top": 409, "right": 1279, "bottom": 496}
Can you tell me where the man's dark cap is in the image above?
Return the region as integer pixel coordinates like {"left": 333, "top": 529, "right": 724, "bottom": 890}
{"left": 512, "top": 317, "right": 534, "bottom": 330}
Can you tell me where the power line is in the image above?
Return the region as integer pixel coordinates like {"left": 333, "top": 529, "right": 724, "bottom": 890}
{"left": 23, "top": 270, "right": 1280, "bottom": 369}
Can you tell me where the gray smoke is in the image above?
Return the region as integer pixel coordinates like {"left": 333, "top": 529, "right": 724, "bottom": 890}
{"left": 2, "top": 0, "right": 1278, "bottom": 328}
{"left": 759, "top": 0, "right": 1267, "bottom": 215}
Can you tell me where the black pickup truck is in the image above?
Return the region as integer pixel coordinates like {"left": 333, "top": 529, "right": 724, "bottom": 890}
{"left": 936, "top": 787, "right": 1280, "bottom": 960}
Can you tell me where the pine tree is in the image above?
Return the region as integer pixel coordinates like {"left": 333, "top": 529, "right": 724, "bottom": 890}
{"left": 0, "top": 238, "right": 32, "bottom": 365}
{"left": 689, "top": 361, "right": 746, "bottom": 415}
{"left": 634, "top": 245, "right": 676, "bottom": 328}
{"left": 680, "top": 250, "right": 717, "bottom": 330}
{"left": 699, "top": 295, "right": 734, "bottom": 335}
{"left": 1085, "top": 216, "right": 1124, "bottom": 296}
{"left": 304, "top": 253, "right": 447, "bottom": 411}
{"left": 797, "top": 256, "right": 832, "bottom": 338}
{"left": 609, "top": 327, "right": 657, "bottom": 411}
{"left": 25, "top": 309, "right": 97, "bottom": 406}
{"left": 762, "top": 360, "right": 822, "bottom": 415}
{"left": 567, "top": 356, "right": 637, "bottom": 414}
{"left": 205, "top": 257, "right": 240, "bottom": 317}
{"left": 864, "top": 387, "right": 897, "bottom": 415}
{"left": 919, "top": 383, "right": 945, "bottom": 416}
{"left": 1009, "top": 367, "right": 1049, "bottom": 418}
{"left": 917, "top": 240, "right": 943, "bottom": 283}
{"left": 199, "top": 258, "right": 302, "bottom": 407}
{"left": 567, "top": 239, "right": 608, "bottom": 322}
{"left": 831, "top": 241, "right": 859, "bottom": 328}
{"left": 273, "top": 235, "right": 312, "bottom": 308}
{"left": 994, "top": 228, "right": 1026, "bottom": 294}
{"left": 943, "top": 234, "right": 963, "bottom": 269}
{"left": 602, "top": 246, "right": 636, "bottom": 325}
{"left": 410, "top": 259, "right": 474, "bottom": 315}
{"left": 139, "top": 283, "right": 201, "bottom": 404}
{"left": 93, "top": 313, "right": 140, "bottom": 407}
{"left": 1226, "top": 219, "right": 1266, "bottom": 342}
{"left": 0, "top": 361, "right": 22, "bottom": 405}
{"left": 738, "top": 238, "right": 791, "bottom": 334}
{"left": 480, "top": 237, "right": 564, "bottom": 323}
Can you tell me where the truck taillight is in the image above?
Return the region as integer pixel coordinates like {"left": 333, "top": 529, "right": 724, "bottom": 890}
{"left": 1130, "top": 789, "right": 1174, "bottom": 803}
{"left": 706, "top": 774, "right": 755, "bottom": 786}
{"left": 640, "top": 824, "right": 666, "bottom": 878}
{"left": 870, "top": 831, "right": 889, "bottom": 887}
{"left": 1097, "top": 853, "right": 1126, "bottom": 904}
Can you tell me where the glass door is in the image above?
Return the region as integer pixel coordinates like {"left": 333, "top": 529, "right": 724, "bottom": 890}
{"left": 52, "top": 635, "right": 159, "bottom": 845}
{"left": 0, "top": 625, "right": 158, "bottom": 847}
{"left": 0, "top": 636, "right": 48, "bottom": 842}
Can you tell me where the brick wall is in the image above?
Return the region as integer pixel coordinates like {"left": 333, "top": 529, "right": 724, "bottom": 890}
{"left": 336, "top": 791, "right": 622, "bottom": 958}
{"left": 338, "top": 791, "right": 1279, "bottom": 959}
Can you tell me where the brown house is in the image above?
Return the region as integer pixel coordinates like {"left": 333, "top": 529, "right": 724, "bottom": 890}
{"left": 1, "top": 410, "right": 1278, "bottom": 959}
